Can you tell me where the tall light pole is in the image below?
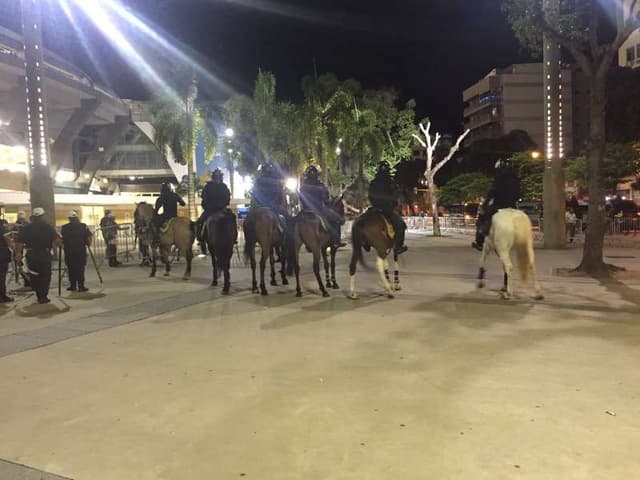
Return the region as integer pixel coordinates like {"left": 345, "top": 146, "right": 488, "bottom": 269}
{"left": 21, "top": 0, "right": 55, "bottom": 225}
{"left": 224, "top": 127, "right": 235, "bottom": 198}
{"left": 543, "top": 0, "right": 566, "bottom": 248}
{"left": 186, "top": 79, "right": 198, "bottom": 220}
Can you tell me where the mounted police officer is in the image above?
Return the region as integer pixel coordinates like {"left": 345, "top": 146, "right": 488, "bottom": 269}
{"left": 196, "top": 169, "right": 232, "bottom": 251}
{"left": 473, "top": 158, "right": 521, "bottom": 251}
{"left": 154, "top": 182, "right": 185, "bottom": 230}
{"left": 368, "top": 161, "right": 408, "bottom": 255}
{"left": 61, "top": 210, "right": 93, "bottom": 292}
{"left": 14, "top": 208, "right": 61, "bottom": 304}
{"left": 251, "top": 162, "right": 289, "bottom": 220}
{"left": 299, "top": 164, "right": 344, "bottom": 248}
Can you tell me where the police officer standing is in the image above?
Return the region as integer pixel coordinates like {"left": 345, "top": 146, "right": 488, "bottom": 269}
{"left": 61, "top": 210, "right": 93, "bottom": 292}
{"left": 473, "top": 158, "right": 521, "bottom": 251}
{"left": 368, "top": 161, "right": 408, "bottom": 255}
{"left": 299, "top": 165, "right": 344, "bottom": 248}
{"left": 100, "top": 210, "right": 120, "bottom": 267}
{"left": 0, "top": 219, "right": 13, "bottom": 303}
{"left": 14, "top": 208, "right": 61, "bottom": 304}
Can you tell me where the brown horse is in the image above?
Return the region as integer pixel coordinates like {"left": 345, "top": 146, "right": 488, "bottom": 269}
{"left": 204, "top": 210, "right": 238, "bottom": 294}
{"left": 134, "top": 203, "right": 195, "bottom": 280}
{"left": 290, "top": 196, "right": 345, "bottom": 297}
{"left": 348, "top": 209, "right": 401, "bottom": 299}
{"left": 243, "top": 207, "right": 288, "bottom": 295}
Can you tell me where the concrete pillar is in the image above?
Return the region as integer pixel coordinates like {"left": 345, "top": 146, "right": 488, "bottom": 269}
{"left": 21, "top": 0, "right": 55, "bottom": 225}
{"left": 542, "top": 0, "right": 566, "bottom": 249}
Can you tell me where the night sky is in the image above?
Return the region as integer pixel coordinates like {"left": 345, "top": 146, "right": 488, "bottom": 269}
{"left": 1, "top": 0, "right": 533, "bottom": 133}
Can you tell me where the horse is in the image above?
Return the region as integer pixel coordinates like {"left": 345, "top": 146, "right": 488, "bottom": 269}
{"left": 477, "top": 208, "right": 544, "bottom": 300}
{"left": 204, "top": 210, "right": 238, "bottom": 294}
{"left": 289, "top": 196, "right": 345, "bottom": 297}
{"left": 348, "top": 209, "right": 401, "bottom": 299}
{"left": 243, "top": 207, "right": 288, "bottom": 295}
{"left": 134, "top": 203, "right": 195, "bottom": 280}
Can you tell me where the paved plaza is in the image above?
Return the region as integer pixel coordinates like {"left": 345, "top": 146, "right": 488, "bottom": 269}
{"left": 0, "top": 234, "right": 639, "bottom": 479}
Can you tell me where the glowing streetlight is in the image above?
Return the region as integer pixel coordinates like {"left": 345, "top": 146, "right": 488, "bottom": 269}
{"left": 530, "top": 150, "right": 541, "bottom": 160}
{"left": 285, "top": 177, "right": 298, "bottom": 192}
{"left": 225, "top": 127, "right": 234, "bottom": 138}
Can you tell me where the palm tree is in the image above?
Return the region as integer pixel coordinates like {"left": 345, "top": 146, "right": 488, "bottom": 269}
{"left": 151, "top": 80, "right": 217, "bottom": 219}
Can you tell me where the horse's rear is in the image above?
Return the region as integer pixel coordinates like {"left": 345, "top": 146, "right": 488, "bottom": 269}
{"left": 151, "top": 216, "right": 195, "bottom": 280}
{"left": 480, "top": 208, "right": 543, "bottom": 300}
{"left": 243, "top": 207, "right": 287, "bottom": 295}
{"left": 206, "top": 212, "right": 237, "bottom": 293}
{"left": 349, "top": 209, "right": 397, "bottom": 300}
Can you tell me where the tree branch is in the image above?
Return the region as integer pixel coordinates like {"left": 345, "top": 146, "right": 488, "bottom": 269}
{"left": 433, "top": 129, "right": 470, "bottom": 176}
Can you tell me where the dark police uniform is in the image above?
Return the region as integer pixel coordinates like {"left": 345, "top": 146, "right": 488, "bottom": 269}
{"left": 197, "top": 180, "right": 232, "bottom": 240}
{"left": 0, "top": 222, "right": 11, "bottom": 302}
{"left": 100, "top": 213, "right": 119, "bottom": 267}
{"left": 299, "top": 176, "right": 342, "bottom": 247}
{"left": 154, "top": 191, "right": 185, "bottom": 227}
{"left": 368, "top": 168, "right": 407, "bottom": 253}
{"left": 61, "top": 217, "right": 92, "bottom": 291}
{"left": 16, "top": 217, "right": 59, "bottom": 303}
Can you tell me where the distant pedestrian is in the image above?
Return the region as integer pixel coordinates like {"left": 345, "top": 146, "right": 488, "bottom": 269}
{"left": 0, "top": 220, "right": 13, "bottom": 303}
{"left": 14, "top": 208, "right": 61, "bottom": 304}
{"left": 15, "top": 210, "right": 29, "bottom": 227}
{"left": 565, "top": 208, "right": 577, "bottom": 243}
{"left": 100, "top": 210, "right": 121, "bottom": 267}
{"left": 61, "top": 211, "right": 93, "bottom": 292}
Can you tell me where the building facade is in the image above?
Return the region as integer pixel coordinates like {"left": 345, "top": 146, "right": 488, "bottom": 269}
{"left": 462, "top": 63, "right": 579, "bottom": 154}
{"left": 618, "top": 0, "right": 640, "bottom": 69}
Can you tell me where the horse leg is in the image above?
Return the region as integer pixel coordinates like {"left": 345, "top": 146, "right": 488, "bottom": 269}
{"left": 322, "top": 246, "right": 330, "bottom": 288}
{"left": 150, "top": 246, "right": 157, "bottom": 277}
{"left": 210, "top": 252, "right": 218, "bottom": 287}
{"left": 259, "top": 247, "right": 268, "bottom": 296}
{"left": 183, "top": 248, "right": 192, "bottom": 280}
{"left": 497, "top": 249, "right": 513, "bottom": 299}
{"left": 348, "top": 251, "right": 358, "bottom": 299}
{"left": 376, "top": 256, "right": 395, "bottom": 299}
{"left": 294, "top": 243, "right": 302, "bottom": 297}
{"left": 330, "top": 247, "right": 339, "bottom": 289}
{"left": 477, "top": 240, "right": 490, "bottom": 289}
{"left": 393, "top": 251, "right": 401, "bottom": 291}
{"left": 313, "top": 249, "right": 330, "bottom": 297}
{"left": 162, "top": 246, "right": 171, "bottom": 276}
{"left": 250, "top": 245, "right": 258, "bottom": 294}
{"left": 222, "top": 254, "right": 231, "bottom": 295}
{"left": 269, "top": 248, "right": 278, "bottom": 287}
{"left": 278, "top": 244, "right": 288, "bottom": 286}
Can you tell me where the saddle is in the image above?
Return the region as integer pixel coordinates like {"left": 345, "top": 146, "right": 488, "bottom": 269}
{"left": 158, "top": 218, "right": 175, "bottom": 234}
{"left": 366, "top": 207, "right": 395, "bottom": 239}
{"left": 299, "top": 210, "right": 329, "bottom": 232}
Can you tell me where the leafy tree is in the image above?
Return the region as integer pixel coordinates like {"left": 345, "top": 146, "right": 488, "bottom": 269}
{"left": 565, "top": 143, "right": 640, "bottom": 191}
{"left": 511, "top": 152, "right": 544, "bottom": 200}
{"left": 439, "top": 173, "right": 493, "bottom": 205}
{"left": 503, "top": 0, "right": 640, "bottom": 274}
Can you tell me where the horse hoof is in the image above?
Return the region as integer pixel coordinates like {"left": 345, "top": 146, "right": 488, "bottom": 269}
{"left": 252, "top": 288, "right": 259, "bottom": 294}
{"left": 182, "top": 276, "right": 190, "bottom": 281}
{"left": 163, "top": 273, "right": 169, "bottom": 277}
{"left": 149, "top": 273, "right": 155, "bottom": 278}
{"left": 222, "top": 288, "right": 230, "bottom": 295}
{"left": 501, "top": 292, "right": 512, "bottom": 300}
{"left": 331, "top": 283, "right": 340, "bottom": 290}
{"left": 282, "top": 278, "right": 289, "bottom": 286}
{"left": 212, "top": 280, "right": 218, "bottom": 287}
{"left": 260, "top": 289, "right": 268, "bottom": 296}
{"left": 387, "top": 294, "right": 395, "bottom": 299}
{"left": 296, "top": 291, "right": 302, "bottom": 298}
{"left": 477, "top": 281, "right": 485, "bottom": 289}
{"left": 348, "top": 293, "right": 359, "bottom": 300}
{"left": 322, "top": 291, "right": 330, "bottom": 298}
{"left": 270, "top": 280, "right": 278, "bottom": 287}
{"left": 534, "top": 294, "right": 544, "bottom": 301}
{"left": 393, "top": 284, "right": 402, "bottom": 291}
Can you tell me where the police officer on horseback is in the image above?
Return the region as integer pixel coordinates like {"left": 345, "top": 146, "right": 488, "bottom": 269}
{"left": 154, "top": 182, "right": 185, "bottom": 230}
{"left": 368, "top": 161, "right": 408, "bottom": 255}
{"left": 299, "top": 164, "right": 344, "bottom": 248}
{"left": 473, "top": 158, "right": 521, "bottom": 251}
{"left": 251, "top": 162, "right": 289, "bottom": 219}
{"left": 196, "top": 169, "right": 232, "bottom": 248}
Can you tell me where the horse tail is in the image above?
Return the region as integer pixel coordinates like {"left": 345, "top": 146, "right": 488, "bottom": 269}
{"left": 243, "top": 216, "right": 256, "bottom": 262}
{"left": 516, "top": 226, "right": 534, "bottom": 284}
{"left": 351, "top": 220, "right": 369, "bottom": 270}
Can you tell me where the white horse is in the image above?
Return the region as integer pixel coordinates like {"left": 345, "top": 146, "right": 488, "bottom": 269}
{"left": 477, "top": 208, "right": 544, "bottom": 300}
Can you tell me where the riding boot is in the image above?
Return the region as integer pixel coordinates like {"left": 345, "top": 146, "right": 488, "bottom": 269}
{"left": 390, "top": 212, "right": 408, "bottom": 255}
{"left": 472, "top": 229, "right": 485, "bottom": 251}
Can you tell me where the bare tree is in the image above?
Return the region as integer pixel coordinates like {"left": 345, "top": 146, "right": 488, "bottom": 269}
{"left": 413, "top": 122, "right": 470, "bottom": 236}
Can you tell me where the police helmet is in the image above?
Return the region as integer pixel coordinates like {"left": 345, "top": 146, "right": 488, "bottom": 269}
{"left": 495, "top": 158, "right": 513, "bottom": 170}
{"left": 211, "top": 169, "right": 224, "bottom": 182}
{"left": 377, "top": 161, "right": 391, "bottom": 175}
{"left": 161, "top": 182, "right": 172, "bottom": 194}
{"left": 304, "top": 165, "right": 321, "bottom": 179}
{"left": 258, "top": 162, "right": 276, "bottom": 177}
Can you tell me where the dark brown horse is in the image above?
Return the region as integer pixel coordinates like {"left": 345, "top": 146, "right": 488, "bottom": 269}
{"left": 134, "top": 203, "right": 195, "bottom": 280}
{"left": 290, "top": 196, "right": 345, "bottom": 297}
{"left": 243, "top": 207, "right": 288, "bottom": 295}
{"left": 204, "top": 210, "right": 238, "bottom": 294}
{"left": 348, "top": 209, "right": 401, "bottom": 299}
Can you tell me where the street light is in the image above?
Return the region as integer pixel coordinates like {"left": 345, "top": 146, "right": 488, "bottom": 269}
{"left": 225, "top": 127, "right": 234, "bottom": 138}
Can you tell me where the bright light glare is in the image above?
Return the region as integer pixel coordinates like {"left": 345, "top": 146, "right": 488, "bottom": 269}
{"left": 243, "top": 175, "right": 254, "bottom": 192}
{"left": 285, "top": 177, "right": 298, "bottom": 191}
{"left": 225, "top": 127, "right": 234, "bottom": 138}
{"left": 55, "top": 169, "right": 76, "bottom": 183}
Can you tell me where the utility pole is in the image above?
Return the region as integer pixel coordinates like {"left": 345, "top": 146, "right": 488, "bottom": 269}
{"left": 21, "top": 0, "right": 55, "bottom": 225}
{"left": 542, "top": 0, "right": 566, "bottom": 248}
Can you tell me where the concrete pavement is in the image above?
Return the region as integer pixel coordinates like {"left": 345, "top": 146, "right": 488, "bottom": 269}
{"left": 0, "top": 235, "right": 639, "bottom": 479}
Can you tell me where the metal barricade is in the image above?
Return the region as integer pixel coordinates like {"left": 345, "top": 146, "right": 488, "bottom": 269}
{"left": 92, "top": 223, "right": 137, "bottom": 265}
